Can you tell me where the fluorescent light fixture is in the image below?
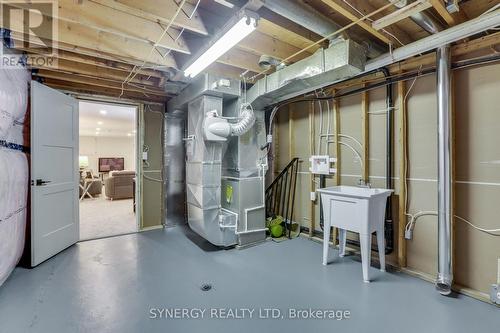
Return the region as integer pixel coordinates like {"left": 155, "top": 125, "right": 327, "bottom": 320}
{"left": 127, "top": 133, "right": 132, "bottom": 137}
{"left": 184, "top": 12, "right": 258, "bottom": 78}
{"left": 97, "top": 121, "right": 103, "bottom": 125}
{"left": 96, "top": 128, "right": 101, "bottom": 131}
{"left": 99, "top": 110, "right": 107, "bottom": 115}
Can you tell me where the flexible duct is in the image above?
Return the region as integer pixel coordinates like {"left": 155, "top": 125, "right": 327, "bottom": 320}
{"left": 436, "top": 45, "right": 453, "bottom": 295}
{"left": 230, "top": 103, "right": 255, "bottom": 136}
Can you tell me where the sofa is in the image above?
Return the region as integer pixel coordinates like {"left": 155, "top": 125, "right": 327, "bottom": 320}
{"left": 79, "top": 174, "right": 102, "bottom": 198}
{"left": 104, "top": 170, "right": 135, "bottom": 200}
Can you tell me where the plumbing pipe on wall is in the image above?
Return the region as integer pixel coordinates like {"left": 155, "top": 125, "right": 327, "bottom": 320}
{"left": 436, "top": 45, "right": 453, "bottom": 296}
{"left": 380, "top": 68, "right": 395, "bottom": 254}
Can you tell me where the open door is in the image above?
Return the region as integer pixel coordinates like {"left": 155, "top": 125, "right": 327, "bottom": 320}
{"left": 30, "top": 81, "right": 79, "bottom": 266}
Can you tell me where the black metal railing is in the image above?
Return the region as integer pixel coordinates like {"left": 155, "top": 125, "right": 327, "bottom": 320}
{"left": 265, "top": 158, "right": 299, "bottom": 238}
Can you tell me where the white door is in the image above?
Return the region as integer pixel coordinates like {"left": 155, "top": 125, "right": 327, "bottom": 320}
{"left": 30, "top": 81, "right": 79, "bottom": 267}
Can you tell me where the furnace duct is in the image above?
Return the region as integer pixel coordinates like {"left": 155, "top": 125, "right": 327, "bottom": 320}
{"left": 167, "top": 74, "right": 267, "bottom": 247}
{"left": 229, "top": 103, "right": 255, "bottom": 136}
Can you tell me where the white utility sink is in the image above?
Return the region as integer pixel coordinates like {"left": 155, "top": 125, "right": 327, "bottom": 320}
{"left": 318, "top": 186, "right": 393, "bottom": 282}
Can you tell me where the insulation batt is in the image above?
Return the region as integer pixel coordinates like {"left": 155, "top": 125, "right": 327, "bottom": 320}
{"left": 0, "top": 66, "right": 29, "bottom": 287}
{"left": 0, "top": 149, "right": 28, "bottom": 286}
{"left": 0, "top": 67, "right": 29, "bottom": 141}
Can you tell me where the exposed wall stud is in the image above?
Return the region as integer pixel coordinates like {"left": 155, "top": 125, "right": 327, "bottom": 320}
{"left": 397, "top": 78, "right": 407, "bottom": 268}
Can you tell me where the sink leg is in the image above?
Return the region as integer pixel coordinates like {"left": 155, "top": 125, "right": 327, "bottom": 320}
{"left": 322, "top": 223, "right": 331, "bottom": 265}
{"left": 359, "top": 233, "right": 372, "bottom": 282}
{"left": 376, "top": 228, "right": 386, "bottom": 272}
{"left": 338, "top": 229, "right": 347, "bottom": 257}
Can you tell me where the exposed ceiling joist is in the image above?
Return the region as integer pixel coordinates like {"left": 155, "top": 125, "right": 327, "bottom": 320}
{"left": 42, "top": 79, "right": 168, "bottom": 103}
{"left": 320, "top": 0, "right": 393, "bottom": 45}
{"left": 3, "top": 13, "right": 178, "bottom": 68}
{"left": 90, "top": 0, "right": 208, "bottom": 35}
{"left": 257, "top": 19, "right": 320, "bottom": 55}
{"left": 218, "top": 48, "right": 262, "bottom": 73}
{"left": 18, "top": 48, "right": 165, "bottom": 81}
{"left": 53, "top": 0, "right": 190, "bottom": 54}
{"left": 429, "top": 0, "right": 456, "bottom": 25}
{"left": 318, "top": 0, "right": 414, "bottom": 45}
{"left": 238, "top": 30, "right": 307, "bottom": 62}
{"left": 372, "top": 0, "right": 433, "bottom": 31}
{"left": 33, "top": 70, "right": 167, "bottom": 97}
{"left": 257, "top": 7, "right": 326, "bottom": 46}
{"left": 31, "top": 58, "right": 161, "bottom": 88}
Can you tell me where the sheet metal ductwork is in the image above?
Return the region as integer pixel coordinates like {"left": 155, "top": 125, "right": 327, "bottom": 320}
{"left": 247, "top": 39, "right": 367, "bottom": 109}
{"left": 167, "top": 74, "right": 267, "bottom": 247}
{"left": 261, "top": 0, "right": 385, "bottom": 58}
{"left": 436, "top": 45, "right": 453, "bottom": 295}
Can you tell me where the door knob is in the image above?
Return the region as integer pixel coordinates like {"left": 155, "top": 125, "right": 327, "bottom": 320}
{"left": 35, "top": 179, "right": 51, "bottom": 186}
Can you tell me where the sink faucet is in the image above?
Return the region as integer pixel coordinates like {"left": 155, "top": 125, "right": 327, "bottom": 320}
{"left": 357, "top": 179, "right": 372, "bottom": 188}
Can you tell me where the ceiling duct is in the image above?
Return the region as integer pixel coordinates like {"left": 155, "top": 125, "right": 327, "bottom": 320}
{"left": 393, "top": 0, "right": 444, "bottom": 34}
{"left": 246, "top": 10, "right": 500, "bottom": 110}
{"left": 247, "top": 39, "right": 367, "bottom": 109}
{"left": 261, "top": 0, "right": 385, "bottom": 58}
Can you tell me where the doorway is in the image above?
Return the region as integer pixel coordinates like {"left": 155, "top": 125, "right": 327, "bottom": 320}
{"left": 78, "top": 101, "right": 139, "bottom": 240}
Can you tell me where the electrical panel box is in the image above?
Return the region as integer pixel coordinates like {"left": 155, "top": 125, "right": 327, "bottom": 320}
{"left": 309, "top": 155, "right": 336, "bottom": 175}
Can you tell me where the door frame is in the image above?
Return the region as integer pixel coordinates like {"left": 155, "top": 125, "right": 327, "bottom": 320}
{"left": 76, "top": 96, "right": 147, "bottom": 237}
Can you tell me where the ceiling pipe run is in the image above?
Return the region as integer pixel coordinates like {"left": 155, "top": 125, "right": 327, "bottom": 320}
{"left": 261, "top": 0, "right": 385, "bottom": 58}
{"left": 436, "top": 45, "right": 453, "bottom": 296}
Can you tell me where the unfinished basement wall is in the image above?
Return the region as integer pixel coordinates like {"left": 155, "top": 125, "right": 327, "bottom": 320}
{"left": 273, "top": 63, "right": 500, "bottom": 295}
{"left": 140, "top": 104, "right": 165, "bottom": 229}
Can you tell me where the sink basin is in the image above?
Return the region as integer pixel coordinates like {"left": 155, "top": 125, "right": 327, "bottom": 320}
{"left": 318, "top": 185, "right": 393, "bottom": 282}
{"left": 317, "top": 185, "right": 393, "bottom": 199}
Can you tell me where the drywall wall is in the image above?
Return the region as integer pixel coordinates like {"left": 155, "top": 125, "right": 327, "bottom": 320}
{"left": 140, "top": 105, "right": 164, "bottom": 229}
{"left": 273, "top": 63, "right": 500, "bottom": 295}
{"left": 79, "top": 136, "right": 136, "bottom": 173}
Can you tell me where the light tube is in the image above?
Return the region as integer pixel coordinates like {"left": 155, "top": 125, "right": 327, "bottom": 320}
{"left": 184, "top": 16, "right": 257, "bottom": 78}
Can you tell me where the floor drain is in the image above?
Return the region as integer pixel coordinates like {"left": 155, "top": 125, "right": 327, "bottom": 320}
{"left": 200, "top": 283, "right": 212, "bottom": 291}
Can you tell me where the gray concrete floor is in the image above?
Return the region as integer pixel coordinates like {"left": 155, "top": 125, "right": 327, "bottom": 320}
{"left": 0, "top": 226, "right": 498, "bottom": 333}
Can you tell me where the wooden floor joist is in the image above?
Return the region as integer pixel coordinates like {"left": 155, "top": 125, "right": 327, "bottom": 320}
{"left": 3, "top": 14, "right": 178, "bottom": 68}
{"left": 372, "top": 0, "right": 433, "bottom": 31}
{"left": 320, "top": 0, "right": 393, "bottom": 45}
{"left": 32, "top": 59, "right": 162, "bottom": 88}
{"left": 43, "top": 79, "right": 168, "bottom": 103}
{"left": 90, "top": 0, "right": 208, "bottom": 35}
{"left": 33, "top": 70, "right": 167, "bottom": 97}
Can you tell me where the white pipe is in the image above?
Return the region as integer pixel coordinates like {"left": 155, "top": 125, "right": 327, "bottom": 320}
{"left": 366, "top": 10, "right": 500, "bottom": 72}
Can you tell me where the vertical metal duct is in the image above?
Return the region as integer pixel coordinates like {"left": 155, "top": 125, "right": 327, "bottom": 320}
{"left": 436, "top": 45, "right": 453, "bottom": 295}
{"left": 164, "top": 110, "right": 186, "bottom": 226}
